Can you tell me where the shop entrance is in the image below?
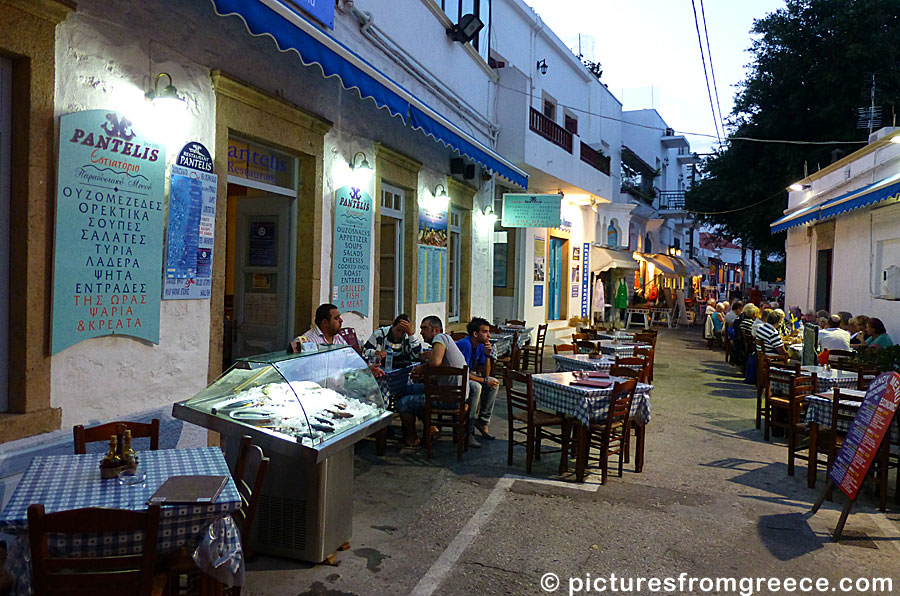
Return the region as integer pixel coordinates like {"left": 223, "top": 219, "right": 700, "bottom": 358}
{"left": 228, "top": 192, "right": 295, "bottom": 362}
{"left": 0, "top": 57, "right": 10, "bottom": 412}
{"left": 548, "top": 237, "right": 568, "bottom": 320}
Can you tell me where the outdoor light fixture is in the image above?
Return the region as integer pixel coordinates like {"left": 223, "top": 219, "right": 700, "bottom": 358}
{"left": 349, "top": 151, "right": 372, "bottom": 172}
{"left": 891, "top": 136, "right": 900, "bottom": 144}
{"left": 447, "top": 13, "right": 484, "bottom": 43}
{"left": 433, "top": 183, "right": 448, "bottom": 198}
{"left": 145, "top": 73, "right": 185, "bottom": 109}
{"left": 348, "top": 151, "right": 373, "bottom": 188}
{"left": 536, "top": 59, "right": 548, "bottom": 75}
{"left": 789, "top": 183, "right": 811, "bottom": 191}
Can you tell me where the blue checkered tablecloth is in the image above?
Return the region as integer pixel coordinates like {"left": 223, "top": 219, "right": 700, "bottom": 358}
{"left": 377, "top": 364, "right": 415, "bottom": 405}
{"left": 595, "top": 340, "right": 649, "bottom": 358}
{"left": 771, "top": 366, "right": 858, "bottom": 396}
{"left": 553, "top": 354, "right": 615, "bottom": 372}
{"left": 491, "top": 335, "right": 514, "bottom": 359}
{"left": 532, "top": 372, "right": 652, "bottom": 427}
{"left": 0, "top": 447, "right": 243, "bottom": 595}
{"left": 805, "top": 392, "right": 900, "bottom": 444}
{"left": 593, "top": 332, "right": 635, "bottom": 341}
{"left": 499, "top": 325, "right": 533, "bottom": 346}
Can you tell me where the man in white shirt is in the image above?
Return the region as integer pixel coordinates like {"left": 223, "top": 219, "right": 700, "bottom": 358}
{"left": 290, "top": 303, "right": 348, "bottom": 351}
{"left": 819, "top": 314, "right": 852, "bottom": 351}
{"left": 725, "top": 301, "right": 742, "bottom": 326}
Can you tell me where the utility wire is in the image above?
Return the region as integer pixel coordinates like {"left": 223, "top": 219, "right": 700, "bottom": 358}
{"left": 685, "top": 188, "right": 786, "bottom": 216}
{"left": 699, "top": 0, "right": 727, "bottom": 139}
{"left": 691, "top": 0, "right": 721, "bottom": 142}
{"left": 495, "top": 81, "right": 868, "bottom": 146}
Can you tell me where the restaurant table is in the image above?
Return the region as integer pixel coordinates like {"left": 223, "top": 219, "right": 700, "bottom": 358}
{"left": 771, "top": 365, "right": 858, "bottom": 395}
{"left": 498, "top": 325, "right": 533, "bottom": 346}
{"left": 490, "top": 334, "right": 514, "bottom": 360}
{"left": 553, "top": 354, "right": 615, "bottom": 373}
{"left": 582, "top": 339, "right": 648, "bottom": 358}
{"left": 804, "top": 389, "right": 900, "bottom": 492}
{"left": 592, "top": 331, "right": 635, "bottom": 341}
{"left": 0, "top": 447, "right": 243, "bottom": 596}
{"left": 532, "top": 372, "right": 653, "bottom": 482}
{"left": 376, "top": 363, "right": 416, "bottom": 406}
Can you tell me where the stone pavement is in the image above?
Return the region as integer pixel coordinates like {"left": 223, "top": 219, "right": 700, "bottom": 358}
{"left": 243, "top": 326, "right": 900, "bottom": 595}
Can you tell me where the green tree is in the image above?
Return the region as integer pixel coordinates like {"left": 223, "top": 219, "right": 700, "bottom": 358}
{"left": 687, "top": 0, "right": 900, "bottom": 256}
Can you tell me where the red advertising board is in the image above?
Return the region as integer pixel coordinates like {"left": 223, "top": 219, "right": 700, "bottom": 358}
{"left": 828, "top": 372, "right": 900, "bottom": 500}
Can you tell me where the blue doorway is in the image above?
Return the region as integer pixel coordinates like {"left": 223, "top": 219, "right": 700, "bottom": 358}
{"left": 548, "top": 237, "right": 565, "bottom": 320}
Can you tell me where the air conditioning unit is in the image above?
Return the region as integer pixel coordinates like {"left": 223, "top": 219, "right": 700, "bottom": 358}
{"left": 881, "top": 265, "right": 900, "bottom": 299}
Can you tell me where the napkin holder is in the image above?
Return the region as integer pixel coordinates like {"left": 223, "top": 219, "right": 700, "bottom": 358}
{"left": 588, "top": 351, "right": 602, "bottom": 360}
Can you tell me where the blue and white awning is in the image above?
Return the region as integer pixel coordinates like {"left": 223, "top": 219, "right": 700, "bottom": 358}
{"left": 770, "top": 172, "right": 900, "bottom": 234}
{"left": 211, "top": 0, "right": 528, "bottom": 189}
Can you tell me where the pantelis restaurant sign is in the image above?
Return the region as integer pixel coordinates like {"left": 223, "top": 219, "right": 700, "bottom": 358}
{"left": 51, "top": 110, "right": 166, "bottom": 353}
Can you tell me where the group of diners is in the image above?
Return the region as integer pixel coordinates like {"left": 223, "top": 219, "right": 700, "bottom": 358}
{"left": 291, "top": 304, "right": 501, "bottom": 449}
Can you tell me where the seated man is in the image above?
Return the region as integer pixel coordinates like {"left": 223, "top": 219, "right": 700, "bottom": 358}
{"left": 363, "top": 314, "right": 422, "bottom": 367}
{"left": 818, "top": 314, "right": 851, "bottom": 351}
{"left": 455, "top": 317, "right": 500, "bottom": 441}
{"left": 394, "top": 316, "right": 473, "bottom": 448}
{"left": 291, "top": 303, "right": 348, "bottom": 349}
{"left": 756, "top": 310, "right": 789, "bottom": 356}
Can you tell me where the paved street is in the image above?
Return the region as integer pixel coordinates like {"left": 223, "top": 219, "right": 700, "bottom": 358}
{"left": 244, "top": 327, "right": 900, "bottom": 595}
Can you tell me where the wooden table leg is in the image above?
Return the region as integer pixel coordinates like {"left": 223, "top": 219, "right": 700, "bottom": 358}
{"left": 634, "top": 422, "right": 645, "bottom": 473}
{"left": 807, "top": 422, "right": 819, "bottom": 489}
{"left": 575, "top": 422, "right": 587, "bottom": 483}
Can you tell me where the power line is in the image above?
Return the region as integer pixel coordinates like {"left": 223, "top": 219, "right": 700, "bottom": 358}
{"left": 494, "top": 81, "right": 869, "bottom": 146}
{"left": 685, "top": 188, "right": 786, "bottom": 216}
{"left": 691, "top": 0, "right": 721, "bottom": 142}
{"left": 699, "top": 0, "right": 727, "bottom": 138}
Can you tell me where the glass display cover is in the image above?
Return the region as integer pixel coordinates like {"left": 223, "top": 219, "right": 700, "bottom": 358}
{"left": 184, "top": 346, "right": 384, "bottom": 447}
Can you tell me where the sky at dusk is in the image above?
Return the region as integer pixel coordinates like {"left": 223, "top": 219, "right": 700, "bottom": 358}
{"left": 523, "top": 0, "right": 786, "bottom": 154}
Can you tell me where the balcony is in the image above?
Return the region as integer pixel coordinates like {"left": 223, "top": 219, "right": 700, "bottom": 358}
{"left": 658, "top": 190, "right": 686, "bottom": 212}
{"left": 580, "top": 142, "right": 610, "bottom": 175}
{"left": 530, "top": 107, "right": 573, "bottom": 153}
{"left": 621, "top": 181, "right": 656, "bottom": 205}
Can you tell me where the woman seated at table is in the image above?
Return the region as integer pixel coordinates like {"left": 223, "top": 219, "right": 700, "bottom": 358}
{"left": 863, "top": 318, "right": 893, "bottom": 351}
{"left": 711, "top": 303, "right": 726, "bottom": 337}
{"left": 848, "top": 315, "right": 869, "bottom": 346}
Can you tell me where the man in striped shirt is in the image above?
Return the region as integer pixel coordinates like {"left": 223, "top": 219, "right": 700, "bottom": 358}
{"left": 756, "top": 310, "right": 789, "bottom": 356}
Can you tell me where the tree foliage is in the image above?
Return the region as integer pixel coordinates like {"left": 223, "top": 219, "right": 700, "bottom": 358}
{"left": 686, "top": 0, "right": 900, "bottom": 256}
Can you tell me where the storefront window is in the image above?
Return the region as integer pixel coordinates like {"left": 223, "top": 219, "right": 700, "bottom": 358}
{"left": 379, "top": 183, "right": 405, "bottom": 326}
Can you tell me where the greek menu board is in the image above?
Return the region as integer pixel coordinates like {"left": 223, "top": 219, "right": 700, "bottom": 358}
{"left": 51, "top": 110, "right": 165, "bottom": 353}
{"left": 417, "top": 245, "right": 446, "bottom": 304}
{"left": 828, "top": 372, "right": 900, "bottom": 500}
{"left": 163, "top": 142, "right": 217, "bottom": 300}
{"left": 501, "top": 194, "right": 562, "bottom": 228}
{"left": 332, "top": 185, "right": 371, "bottom": 315}
{"left": 581, "top": 242, "right": 590, "bottom": 317}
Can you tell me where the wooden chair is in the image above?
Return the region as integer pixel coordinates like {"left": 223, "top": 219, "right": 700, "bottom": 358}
{"left": 575, "top": 340, "right": 596, "bottom": 354}
{"left": 613, "top": 356, "right": 648, "bottom": 383}
{"left": 764, "top": 361, "right": 802, "bottom": 441}
{"left": 493, "top": 331, "right": 520, "bottom": 386}
{"left": 583, "top": 378, "right": 638, "bottom": 485}
{"left": 505, "top": 319, "right": 526, "bottom": 326}
{"left": 785, "top": 374, "right": 818, "bottom": 477}
{"left": 756, "top": 338, "right": 788, "bottom": 430}
{"left": 553, "top": 343, "right": 577, "bottom": 355}
{"left": 28, "top": 503, "right": 165, "bottom": 596}
{"left": 856, "top": 368, "right": 879, "bottom": 391}
{"left": 632, "top": 347, "right": 655, "bottom": 383}
{"left": 73, "top": 419, "right": 160, "bottom": 454}
{"left": 826, "top": 349, "right": 855, "bottom": 364}
{"left": 450, "top": 331, "right": 468, "bottom": 342}
{"left": 232, "top": 436, "right": 270, "bottom": 560}
{"left": 521, "top": 324, "right": 548, "bottom": 373}
{"left": 572, "top": 332, "right": 590, "bottom": 342}
{"left": 633, "top": 332, "right": 657, "bottom": 350}
{"left": 504, "top": 369, "right": 570, "bottom": 474}
{"left": 423, "top": 365, "right": 469, "bottom": 461}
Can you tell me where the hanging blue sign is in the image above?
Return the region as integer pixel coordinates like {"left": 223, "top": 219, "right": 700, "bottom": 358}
{"left": 333, "top": 185, "right": 372, "bottom": 316}
{"left": 417, "top": 245, "right": 447, "bottom": 304}
{"left": 163, "top": 150, "right": 218, "bottom": 300}
{"left": 284, "top": 0, "right": 335, "bottom": 29}
{"left": 175, "top": 141, "right": 213, "bottom": 173}
{"left": 534, "top": 284, "right": 544, "bottom": 307}
{"left": 581, "top": 242, "right": 590, "bottom": 317}
{"left": 501, "top": 194, "right": 562, "bottom": 228}
{"left": 51, "top": 110, "right": 166, "bottom": 353}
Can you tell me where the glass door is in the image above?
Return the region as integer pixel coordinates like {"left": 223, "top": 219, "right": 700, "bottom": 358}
{"left": 549, "top": 237, "right": 564, "bottom": 320}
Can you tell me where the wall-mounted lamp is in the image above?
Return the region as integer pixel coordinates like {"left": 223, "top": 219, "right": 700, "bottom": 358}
{"left": 536, "top": 59, "right": 548, "bottom": 75}
{"left": 350, "top": 151, "right": 372, "bottom": 172}
{"left": 145, "top": 73, "right": 186, "bottom": 109}
{"left": 447, "top": 13, "right": 484, "bottom": 43}
{"left": 422, "top": 183, "right": 450, "bottom": 212}
{"left": 433, "top": 183, "right": 448, "bottom": 199}
{"left": 349, "top": 151, "right": 373, "bottom": 188}
{"left": 788, "top": 183, "right": 811, "bottom": 191}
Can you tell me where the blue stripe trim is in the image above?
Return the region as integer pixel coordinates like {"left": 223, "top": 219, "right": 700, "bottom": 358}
{"left": 819, "top": 178, "right": 900, "bottom": 219}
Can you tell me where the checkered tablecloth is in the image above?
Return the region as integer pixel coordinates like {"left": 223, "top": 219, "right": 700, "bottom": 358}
{"left": 491, "top": 335, "right": 514, "bottom": 359}
{"left": 0, "top": 447, "right": 243, "bottom": 595}
{"left": 553, "top": 354, "right": 615, "bottom": 372}
{"left": 771, "top": 367, "right": 858, "bottom": 396}
{"left": 805, "top": 393, "right": 900, "bottom": 444}
{"left": 593, "top": 332, "right": 635, "bottom": 341}
{"left": 377, "top": 364, "right": 415, "bottom": 405}
{"left": 499, "top": 325, "right": 533, "bottom": 346}
{"left": 532, "top": 372, "right": 652, "bottom": 427}
{"left": 594, "top": 340, "right": 649, "bottom": 358}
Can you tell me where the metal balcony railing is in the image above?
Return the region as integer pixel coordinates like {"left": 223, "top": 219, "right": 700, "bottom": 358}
{"left": 530, "top": 107, "right": 573, "bottom": 153}
{"left": 658, "top": 190, "right": 686, "bottom": 210}
{"left": 580, "top": 142, "right": 610, "bottom": 175}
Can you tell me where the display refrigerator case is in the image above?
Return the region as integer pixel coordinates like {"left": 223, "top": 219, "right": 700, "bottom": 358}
{"left": 172, "top": 345, "right": 392, "bottom": 562}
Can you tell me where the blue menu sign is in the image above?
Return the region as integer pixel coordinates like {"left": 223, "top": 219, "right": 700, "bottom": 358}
{"left": 163, "top": 141, "right": 217, "bottom": 300}
{"left": 534, "top": 284, "right": 544, "bottom": 307}
{"left": 51, "top": 110, "right": 166, "bottom": 353}
{"left": 581, "top": 242, "right": 590, "bottom": 317}
{"left": 417, "top": 245, "right": 447, "bottom": 304}
{"left": 501, "top": 194, "right": 562, "bottom": 228}
{"left": 333, "top": 185, "right": 372, "bottom": 316}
